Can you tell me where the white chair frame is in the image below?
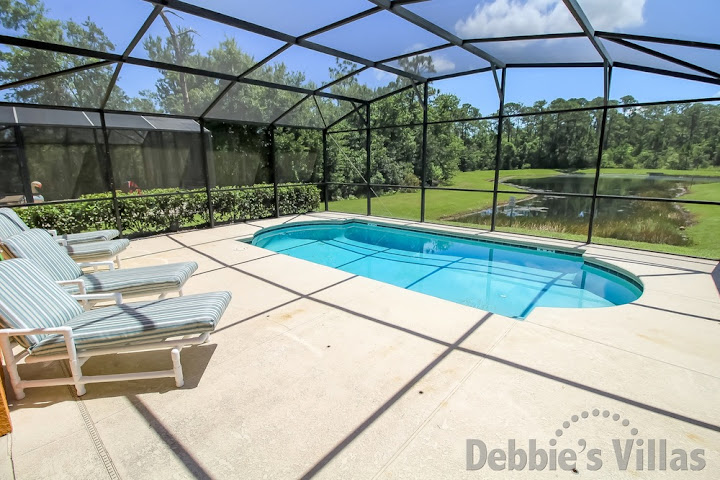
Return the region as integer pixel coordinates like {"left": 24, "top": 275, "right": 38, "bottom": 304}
{"left": 56, "top": 279, "right": 183, "bottom": 310}
{"left": 0, "top": 293, "right": 209, "bottom": 399}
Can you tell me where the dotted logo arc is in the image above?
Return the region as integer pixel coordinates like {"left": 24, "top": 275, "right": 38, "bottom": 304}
{"left": 549, "top": 408, "right": 638, "bottom": 450}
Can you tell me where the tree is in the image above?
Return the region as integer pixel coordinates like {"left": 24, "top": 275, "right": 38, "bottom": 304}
{"left": 0, "top": 0, "right": 123, "bottom": 108}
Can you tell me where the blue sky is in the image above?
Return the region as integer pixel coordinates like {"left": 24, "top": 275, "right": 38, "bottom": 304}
{"left": 1, "top": 0, "right": 719, "bottom": 116}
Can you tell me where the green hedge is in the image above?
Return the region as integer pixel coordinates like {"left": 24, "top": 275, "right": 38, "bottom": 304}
{"left": 15, "top": 184, "right": 321, "bottom": 235}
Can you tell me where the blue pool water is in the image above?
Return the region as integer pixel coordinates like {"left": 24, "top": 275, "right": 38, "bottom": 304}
{"left": 252, "top": 221, "right": 642, "bottom": 319}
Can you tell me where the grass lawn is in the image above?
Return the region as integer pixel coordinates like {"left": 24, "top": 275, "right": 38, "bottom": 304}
{"left": 587, "top": 170, "right": 719, "bottom": 258}
{"left": 593, "top": 181, "right": 720, "bottom": 259}
{"left": 329, "top": 168, "right": 720, "bottom": 259}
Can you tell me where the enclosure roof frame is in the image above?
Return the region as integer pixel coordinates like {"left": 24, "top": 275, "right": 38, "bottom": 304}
{"left": 0, "top": 0, "right": 717, "bottom": 127}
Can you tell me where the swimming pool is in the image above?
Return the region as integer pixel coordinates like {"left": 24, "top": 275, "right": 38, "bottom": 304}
{"left": 252, "top": 221, "right": 643, "bottom": 318}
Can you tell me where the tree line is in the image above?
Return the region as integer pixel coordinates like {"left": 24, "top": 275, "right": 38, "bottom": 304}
{"left": 327, "top": 91, "right": 720, "bottom": 196}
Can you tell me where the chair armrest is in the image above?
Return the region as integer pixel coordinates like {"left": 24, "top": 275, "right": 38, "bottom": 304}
{"left": 73, "top": 292, "right": 123, "bottom": 305}
{"left": 0, "top": 326, "right": 72, "bottom": 336}
{"left": 0, "top": 325, "right": 80, "bottom": 365}
{"left": 47, "top": 229, "right": 58, "bottom": 237}
{"left": 57, "top": 279, "right": 86, "bottom": 295}
{"left": 77, "top": 260, "right": 115, "bottom": 271}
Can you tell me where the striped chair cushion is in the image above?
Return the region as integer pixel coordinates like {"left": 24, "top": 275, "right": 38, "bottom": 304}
{"left": 0, "top": 259, "right": 84, "bottom": 348}
{"left": 64, "top": 239, "right": 130, "bottom": 262}
{"left": 30, "top": 292, "right": 231, "bottom": 356}
{"left": 2, "top": 229, "right": 83, "bottom": 281}
{"left": 68, "top": 261, "right": 199, "bottom": 297}
{"left": 62, "top": 229, "right": 120, "bottom": 245}
{"left": 0, "top": 208, "right": 29, "bottom": 240}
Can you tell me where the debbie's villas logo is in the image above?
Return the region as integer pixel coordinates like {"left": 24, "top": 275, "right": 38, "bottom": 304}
{"left": 466, "top": 409, "right": 705, "bottom": 473}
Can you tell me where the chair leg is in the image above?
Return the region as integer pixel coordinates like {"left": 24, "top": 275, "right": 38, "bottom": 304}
{"left": 178, "top": 289, "right": 184, "bottom": 297}
{"left": 171, "top": 348, "right": 184, "bottom": 387}
{"left": 65, "top": 348, "right": 86, "bottom": 396}
{"left": 0, "top": 336, "right": 25, "bottom": 400}
{"left": 115, "top": 255, "right": 122, "bottom": 269}
{"left": 158, "top": 292, "right": 167, "bottom": 300}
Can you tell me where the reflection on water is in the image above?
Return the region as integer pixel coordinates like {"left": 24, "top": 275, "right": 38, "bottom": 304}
{"left": 515, "top": 173, "right": 716, "bottom": 198}
{"left": 448, "top": 174, "right": 719, "bottom": 245}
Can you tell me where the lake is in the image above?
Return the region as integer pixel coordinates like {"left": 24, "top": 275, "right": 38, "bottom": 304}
{"left": 449, "top": 174, "right": 719, "bottom": 245}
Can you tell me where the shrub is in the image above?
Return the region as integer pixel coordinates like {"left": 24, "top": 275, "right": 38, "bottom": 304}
{"left": 14, "top": 184, "right": 321, "bottom": 236}
{"left": 16, "top": 194, "right": 116, "bottom": 233}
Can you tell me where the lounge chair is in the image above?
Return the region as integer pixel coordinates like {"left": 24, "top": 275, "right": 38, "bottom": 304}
{"left": 0, "top": 207, "right": 119, "bottom": 244}
{"left": 0, "top": 208, "right": 127, "bottom": 267}
{"left": 0, "top": 258, "right": 231, "bottom": 398}
{"left": 1, "top": 229, "right": 197, "bottom": 300}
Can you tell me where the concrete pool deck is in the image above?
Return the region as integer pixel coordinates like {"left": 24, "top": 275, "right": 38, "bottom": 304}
{"left": 2, "top": 212, "right": 719, "bottom": 479}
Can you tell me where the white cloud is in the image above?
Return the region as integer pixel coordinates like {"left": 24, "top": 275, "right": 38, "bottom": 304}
{"left": 455, "top": 0, "right": 645, "bottom": 38}
{"left": 455, "top": 0, "right": 574, "bottom": 38}
{"left": 401, "top": 44, "right": 455, "bottom": 74}
{"left": 397, "top": 53, "right": 456, "bottom": 74}
{"left": 580, "top": 0, "right": 645, "bottom": 31}
{"left": 429, "top": 55, "right": 456, "bottom": 73}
